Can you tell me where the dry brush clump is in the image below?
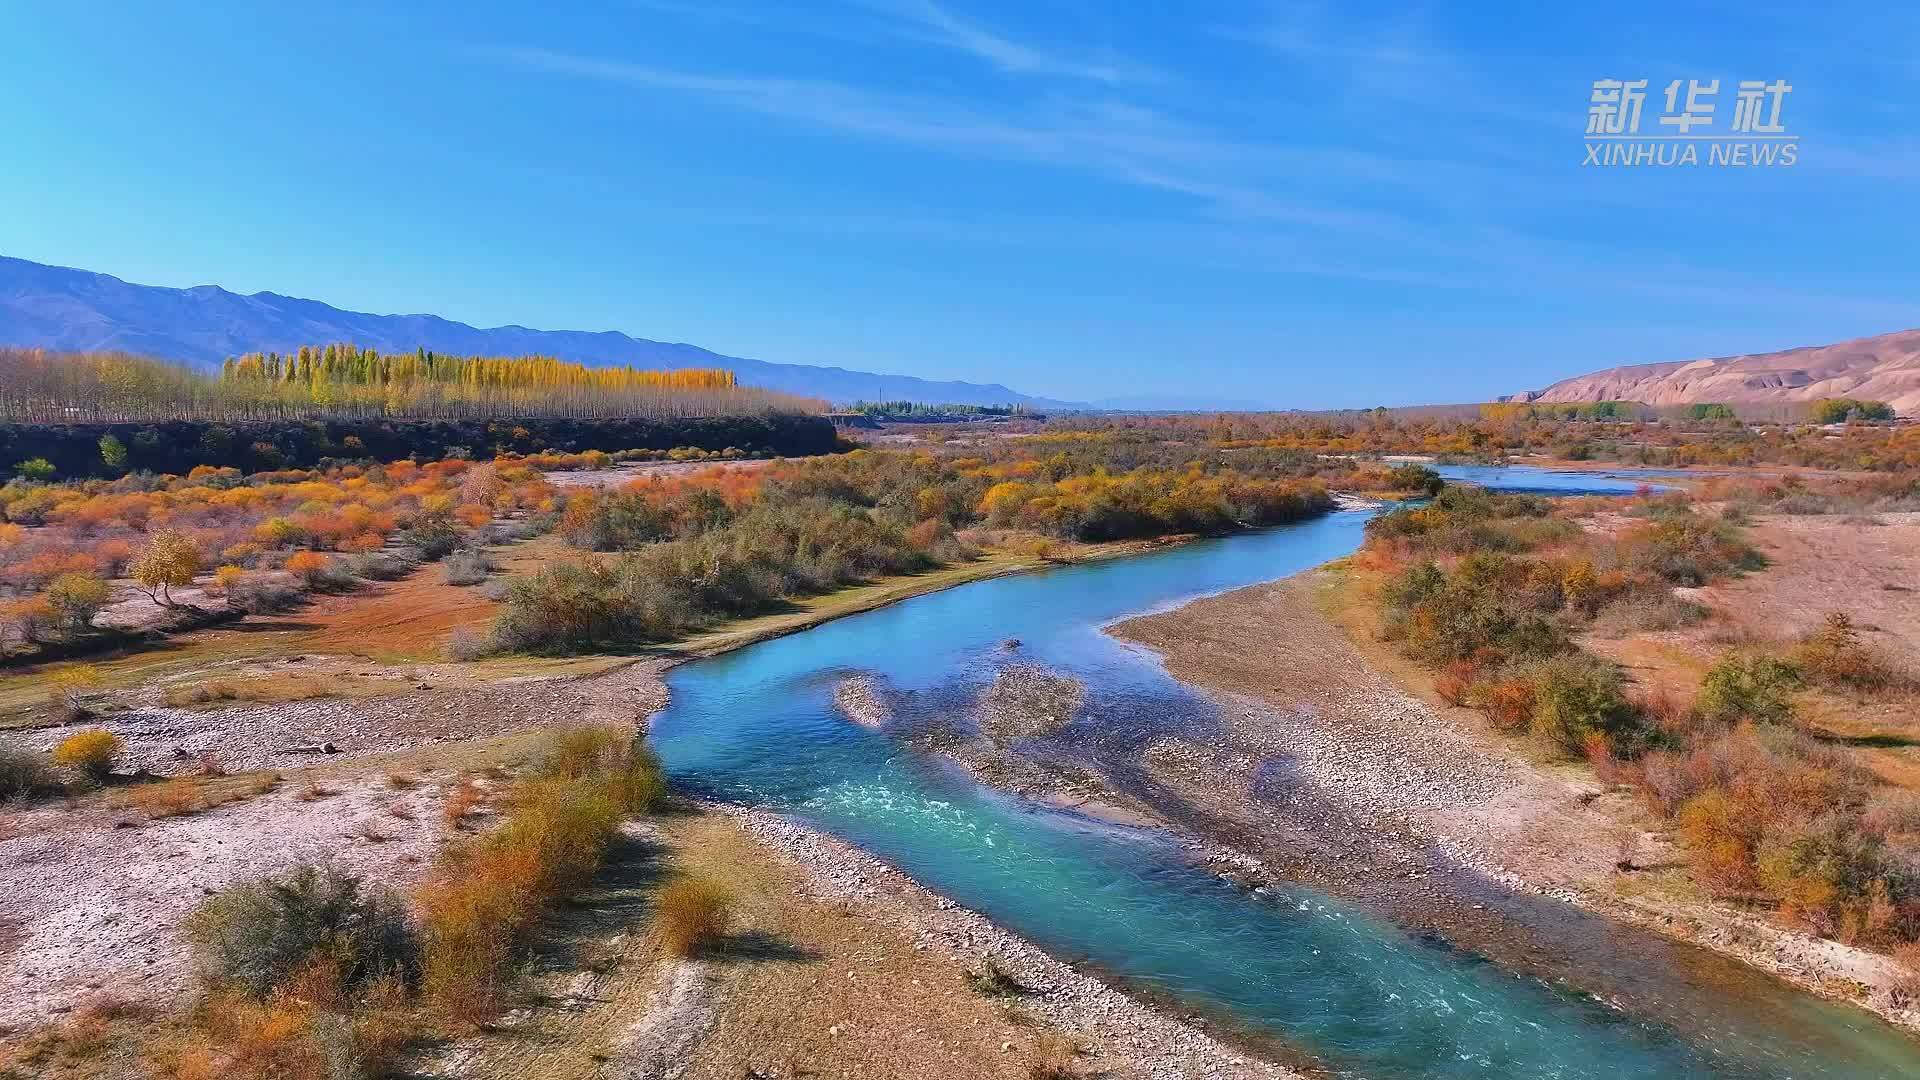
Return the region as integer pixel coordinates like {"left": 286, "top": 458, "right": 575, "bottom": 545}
{"left": 1790, "top": 612, "right": 1911, "bottom": 696}
{"left": 0, "top": 745, "right": 61, "bottom": 802}
{"left": 413, "top": 726, "right": 667, "bottom": 1022}
{"left": 183, "top": 864, "right": 420, "bottom": 1000}
{"left": 652, "top": 876, "right": 734, "bottom": 957}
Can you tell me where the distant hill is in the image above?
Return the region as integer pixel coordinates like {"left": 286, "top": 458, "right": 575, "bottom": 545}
{"left": 1504, "top": 329, "right": 1920, "bottom": 416}
{"left": 0, "top": 255, "right": 1077, "bottom": 410}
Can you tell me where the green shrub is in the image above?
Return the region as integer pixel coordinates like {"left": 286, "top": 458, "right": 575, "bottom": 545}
{"left": 398, "top": 508, "right": 461, "bottom": 561}
{"left": 1381, "top": 554, "right": 1569, "bottom": 665}
{"left": 184, "top": 864, "right": 419, "bottom": 998}
{"left": 0, "top": 747, "right": 59, "bottom": 801}
{"left": 1516, "top": 653, "right": 1637, "bottom": 756}
{"left": 440, "top": 548, "right": 495, "bottom": 586}
{"left": 1698, "top": 652, "right": 1802, "bottom": 725}
{"left": 98, "top": 434, "right": 129, "bottom": 470}
{"left": 1385, "top": 464, "right": 1444, "bottom": 495}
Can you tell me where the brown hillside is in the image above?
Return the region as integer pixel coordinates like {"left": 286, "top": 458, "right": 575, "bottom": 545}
{"left": 1506, "top": 328, "right": 1920, "bottom": 415}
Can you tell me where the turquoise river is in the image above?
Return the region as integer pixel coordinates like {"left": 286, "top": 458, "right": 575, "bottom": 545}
{"left": 647, "top": 466, "right": 1920, "bottom": 1078}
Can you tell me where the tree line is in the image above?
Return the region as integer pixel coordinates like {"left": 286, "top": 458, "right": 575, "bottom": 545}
{"left": 0, "top": 346, "right": 823, "bottom": 423}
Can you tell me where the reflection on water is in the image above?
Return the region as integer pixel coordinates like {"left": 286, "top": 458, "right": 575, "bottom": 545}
{"left": 648, "top": 467, "right": 1920, "bottom": 1078}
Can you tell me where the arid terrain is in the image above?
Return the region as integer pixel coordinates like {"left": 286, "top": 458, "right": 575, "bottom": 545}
{"left": 1504, "top": 327, "right": 1920, "bottom": 415}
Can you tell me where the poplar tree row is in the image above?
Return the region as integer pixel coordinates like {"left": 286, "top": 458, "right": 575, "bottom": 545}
{"left": 0, "top": 346, "right": 822, "bottom": 423}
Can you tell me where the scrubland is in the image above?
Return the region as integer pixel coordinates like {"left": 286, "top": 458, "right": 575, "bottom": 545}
{"left": 4, "top": 405, "right": 1918, "bottom": 1075}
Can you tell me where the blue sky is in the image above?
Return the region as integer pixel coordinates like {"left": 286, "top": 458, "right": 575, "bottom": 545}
{"left": 2, "top": 3, "right": 1915, "bottom": 407}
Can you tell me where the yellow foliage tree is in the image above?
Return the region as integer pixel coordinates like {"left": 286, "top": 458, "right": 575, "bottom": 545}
{"left": 130, "top": 530, "right": 201, "bottom": 607}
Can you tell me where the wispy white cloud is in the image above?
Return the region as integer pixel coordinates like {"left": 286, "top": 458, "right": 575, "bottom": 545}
{"left": 628, "top": 0, "right": 1162, "bottom": 84}
{"left": 856, "top": 0, "right": 1163, "bottom": 84}
{"left": 486, "top": 45, "right": 1407, "bottom": 234}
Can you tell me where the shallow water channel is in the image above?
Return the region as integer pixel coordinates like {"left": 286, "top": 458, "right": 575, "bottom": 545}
{"left": 647, "top": 466, "right": 1920, "bottom": 1078}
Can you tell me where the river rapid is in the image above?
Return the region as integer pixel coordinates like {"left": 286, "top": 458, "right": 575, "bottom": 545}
{"left": 647, "top": 466, "right": 1920, "bottom": 1078}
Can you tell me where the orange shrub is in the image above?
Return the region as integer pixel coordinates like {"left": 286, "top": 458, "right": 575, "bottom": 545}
{"left": 1474, "top": 676, "right": 1537, "bottom": 731}
{"left": 282, "top": 551, "right": 328, "bottom": 582}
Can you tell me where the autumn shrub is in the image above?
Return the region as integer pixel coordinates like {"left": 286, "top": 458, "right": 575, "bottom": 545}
{"left": 1467, "top": 673, "right": 1537, "bottom": 732}
{"left": 184, "top": 864, "right": 419, "bottom": 1000}
{"left": 653, "top": 876, "right": 734, "bottom": 957}
{"left": 1894, "top": 941, "right": 1920, "bottom": 1005}
{"left": 1513, "top": 653, "right": 1638, "bottom": 756}
{"left": 1385, "top": 463, "right": 1445, "bottom": 495}
{"left": 417, "top": 780, "right": 621, "bottom": 1016}
{"left": 52, "top": 727, "right": 122, "bottom": 780}
{"left": 209, "top": 564, "right": 248, "bottom": 595}
{"left": 534, "top": 725, "right": 669, "bottom": 812}
{"left": 1791, "top": 612, "right": 1902, "bottom": 694}
{"left": 283, "top": 551, "right": 332, "bottom": 588}
{"left": 158, "top": 973, "right": 415, "bottom": 1080}
{"left": 1432, "top": 658, "right": 1479, "bottom": 706}
{"left": 1380, "top": 554, "right": 1569, "bottom": 666}
{"left": 1617, "top": 510, "right": 1763, "bottom": 586}
{"left": 44, "top": 571, "right": 111, "bottom": 632}
{"left": 415, "top": 730, "right": 663, "bottom": 1019}
{"left": 0, "top": 594, "right": 55, "bottom": 647}
{"left": 1697, "top": 652, "right": 1802, "bottom": 725}
{"left": 1636, "top": 726, "right": 1919, "bottom": 941}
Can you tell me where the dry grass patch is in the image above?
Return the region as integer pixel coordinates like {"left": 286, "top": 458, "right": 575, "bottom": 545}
{"left": 414, "top": 726, "right": 666, "bottom": 1024}
{"left": 653, "top": 876, "right": 734, "bottom": 957}
{"left": 292, "top": 778, "right": 339, "bottom": 802}
{"left": 116, "top": 776, "right": 212, "bottom": 819}
{"left": 161, "top": 675, "right": 364, "bottom": 710}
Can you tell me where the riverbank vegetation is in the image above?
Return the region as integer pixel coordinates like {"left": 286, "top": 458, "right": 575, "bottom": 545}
{"left": 1358, "top": 476, "right": 1920, "bottom": 960}
{"left": 482, "top": 438, "right": 1403, "bottom": 654}
{"left": 1049, "top": 408, "right": 1918, "bottom": 472}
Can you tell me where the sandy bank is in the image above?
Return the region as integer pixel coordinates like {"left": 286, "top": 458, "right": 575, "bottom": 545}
{"left": 1110, "top": 568, "right": 1920, "bottom": 1031}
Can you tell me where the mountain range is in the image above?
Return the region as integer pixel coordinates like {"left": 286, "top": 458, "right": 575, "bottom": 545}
{"left": 0, "top": 255, "right": 1076, "bottom": 409}
{"left": 1504, "top": 329, "right": 1920, "bottom": 416}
